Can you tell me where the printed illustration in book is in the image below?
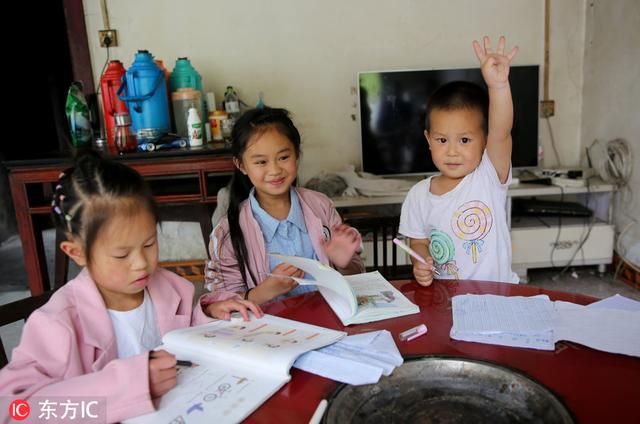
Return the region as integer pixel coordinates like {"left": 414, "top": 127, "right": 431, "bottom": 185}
{"left": 126, "top": 314, "right": 345, "bottom": 424}
{"left": 271, "top": 253, "right": 420, "bottom": 326}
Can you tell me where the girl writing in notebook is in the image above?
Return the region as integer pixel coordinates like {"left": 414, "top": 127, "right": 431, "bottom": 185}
{"left": 0, "top": 153, "right": 261, "bottom": 423}
{"left": 205, "top": 107, "right": 365, "bottom": 316}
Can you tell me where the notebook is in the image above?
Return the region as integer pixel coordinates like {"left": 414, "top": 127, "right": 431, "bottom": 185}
{"left": 271, "top": 254, "right": 420, "bottom": 326}
{"left": 126, "top": 314, "right": 345, "bottom": 424}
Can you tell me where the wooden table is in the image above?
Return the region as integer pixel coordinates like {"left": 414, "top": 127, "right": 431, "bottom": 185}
{"left": 248, "top": 280, "right": 640, "bottom": 424}
{"left": 4, "top": 146, "right": 234, "bottom": 295}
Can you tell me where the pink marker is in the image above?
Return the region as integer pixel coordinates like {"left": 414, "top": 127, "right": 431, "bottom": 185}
{"left": 392, "top": 238, "right": 440, "bottom": 276}
{"left": 399, "top": 324, "right": 428, "bottom": 342}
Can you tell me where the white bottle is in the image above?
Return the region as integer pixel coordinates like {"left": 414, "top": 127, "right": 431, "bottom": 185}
{"left": 187, "top": 107, "right": 203, "bottom": 146}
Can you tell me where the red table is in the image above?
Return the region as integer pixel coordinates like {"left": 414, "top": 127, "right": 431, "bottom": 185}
{"left": 246, "top": 280, "right": 640, "bottom": 424}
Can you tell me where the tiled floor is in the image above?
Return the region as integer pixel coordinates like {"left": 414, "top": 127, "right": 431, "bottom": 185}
{"left": 1, "top": 231, "right": 639, "bottom": 361}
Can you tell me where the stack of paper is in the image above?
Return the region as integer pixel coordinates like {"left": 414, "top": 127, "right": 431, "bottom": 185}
{"left": 293, "top": 330, "right": 403, "bottom": 385}
{"left": 451, "top": 294, "right": 640, "bottom": 357}
{"left": 450, "top": 294, "right": 556, "bottom": 350}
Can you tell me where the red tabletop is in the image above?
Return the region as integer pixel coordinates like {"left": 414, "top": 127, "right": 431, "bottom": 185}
{"left": 244, "top": 280, "right": 640, "bottom": 424}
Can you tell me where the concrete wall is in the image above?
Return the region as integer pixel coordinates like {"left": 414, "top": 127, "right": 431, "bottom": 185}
{"left": 82, "top": 0, "right": 587, "bottom": 182}
{"left": 581, "top": 0, "right": 640, "bottom": 248}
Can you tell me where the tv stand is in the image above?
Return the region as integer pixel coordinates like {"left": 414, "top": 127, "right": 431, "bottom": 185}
{"left": 334, "top": 178, "right": 615, "bottom": 282}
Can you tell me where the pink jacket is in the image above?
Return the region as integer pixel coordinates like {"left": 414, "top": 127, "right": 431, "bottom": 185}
{"left": 0, "top": 268, "right": 211, "bottom": 424}
{"left": 205, "top": 187, "right": 364, "bottom": 301}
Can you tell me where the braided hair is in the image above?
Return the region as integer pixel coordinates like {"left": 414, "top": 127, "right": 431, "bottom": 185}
{"left": 227, "top": 107, "right": 301, "bottom": 285}
{"left": 51, "top": 151, "right": 158, "bottom": 263}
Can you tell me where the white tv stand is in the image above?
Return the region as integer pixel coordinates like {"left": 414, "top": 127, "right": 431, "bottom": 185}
{"left": 333, "top": 178, "right": 615, "bottom": 283}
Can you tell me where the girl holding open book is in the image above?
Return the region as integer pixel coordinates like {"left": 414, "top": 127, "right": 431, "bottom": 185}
{"left": 0, "top": 152, "right": 261, "bottom": 423}
{"left": 205, "top": 107, "right": 365, "bottom": 317}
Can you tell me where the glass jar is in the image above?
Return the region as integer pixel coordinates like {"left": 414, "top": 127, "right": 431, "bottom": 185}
{"left": 113, "top": 113, "right": 138, "bottom": 153}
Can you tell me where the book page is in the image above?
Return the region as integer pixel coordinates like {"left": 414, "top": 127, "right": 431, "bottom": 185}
{"left": 126, "top": 361, "right": 284, "bottom": 424}
{"left": 343, "top": 272, "right": 420, "bottom": 325}
{"left": 270, "top": 253, "right": 358, "bottom": 318}
{"left": 163, "top": 314, "right": 346, "bottom": 379}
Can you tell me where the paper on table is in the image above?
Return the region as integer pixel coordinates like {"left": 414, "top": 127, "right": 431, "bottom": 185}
{"left": 587, "top": 294, "right": 640, "bottom": 312}
{"left": 293, "top": 330, "right": 403, "bottom": 385}
{"left": 554, "top": 301, "right": 640, "bottom": 357}
{"left": 451, "top": 294, "right": 556, "bottom": 350}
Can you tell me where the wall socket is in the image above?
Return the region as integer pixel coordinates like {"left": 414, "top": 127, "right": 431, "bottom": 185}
{"left": 540, "top": 100, "right": 555, "bottom": 118}
{"left": 99, "top": 30, "right": 118, "bottom": 48}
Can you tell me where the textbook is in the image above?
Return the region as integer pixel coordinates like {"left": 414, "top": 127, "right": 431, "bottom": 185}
{"left": 126, "top": 314, "right": 345, "bottom": 424}
{"left": 271, "top": 253, "right": 420, "bottom": 326}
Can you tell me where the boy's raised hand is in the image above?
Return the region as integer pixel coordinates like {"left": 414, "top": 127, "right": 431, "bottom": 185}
{"left": 322, "top": 224, "right": 361, "bottom": 269}
{"left": 473, "top": 36, "right": 519, "bottom": 89}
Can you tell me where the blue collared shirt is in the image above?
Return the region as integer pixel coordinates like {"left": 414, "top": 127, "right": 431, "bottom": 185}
{"left": 249, "top": 188, "right": 317, "bottom": 297}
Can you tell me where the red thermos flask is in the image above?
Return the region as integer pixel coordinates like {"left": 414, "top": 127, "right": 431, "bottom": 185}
{"left": 100, "top": 60, "right": 129, "bottom": 147}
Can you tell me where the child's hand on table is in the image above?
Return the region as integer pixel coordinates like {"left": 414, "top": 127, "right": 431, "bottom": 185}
{"left": 205, "top": 299, "right": 264, "bottom": 321}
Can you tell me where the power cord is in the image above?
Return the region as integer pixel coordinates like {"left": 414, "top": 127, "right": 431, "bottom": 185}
{"left": 544, "top": 116, "right": 562, "bottom": 166}
{"left": 587, "top": 138, "right": 632, "bottom": 187}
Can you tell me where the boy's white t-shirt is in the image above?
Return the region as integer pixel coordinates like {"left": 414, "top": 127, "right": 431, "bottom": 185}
{"left": 399, "top": 151, "right": 519, "bottom": 284}
{"left": 108, "top": 288, "right": 163, "bottom": 358}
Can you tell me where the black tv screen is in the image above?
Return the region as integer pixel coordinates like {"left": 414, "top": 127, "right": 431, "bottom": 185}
{"left": 359, "top": 65, "right": 539, "bottom": 176}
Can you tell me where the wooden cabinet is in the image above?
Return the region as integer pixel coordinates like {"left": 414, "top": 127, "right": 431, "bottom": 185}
{"left": 5, "top": 149, "right": 234, "bottom": 295}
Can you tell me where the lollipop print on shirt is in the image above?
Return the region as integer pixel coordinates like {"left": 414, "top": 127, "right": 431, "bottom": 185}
{"left": 451, "top": 200, "right": 493, "bottom": 264}
{"left": 429, "top": 229, "right": 459, "bottom": 279}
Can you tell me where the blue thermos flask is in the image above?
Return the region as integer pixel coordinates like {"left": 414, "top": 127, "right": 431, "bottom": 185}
{"left": 117, "top": 50, "right": 170, "bottom": 141}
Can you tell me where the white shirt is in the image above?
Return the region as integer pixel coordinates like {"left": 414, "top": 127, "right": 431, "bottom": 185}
{"left": 399, "top": 151, "right": 519, "bottom": 284}
{"left": 108, "top": 288, "right": 163, "bottom": 358}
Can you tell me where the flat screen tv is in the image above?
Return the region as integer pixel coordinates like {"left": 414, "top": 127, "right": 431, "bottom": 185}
{"left": 359, "top": 65, "right": 539, "bottom": 176}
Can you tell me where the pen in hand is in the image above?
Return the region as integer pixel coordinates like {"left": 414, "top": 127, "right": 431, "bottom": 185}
{"left": 149, "top": 351, "right": 194, "bottom": 368}
{"left": 392, "top": 238, "right": 440, "bottom": 276}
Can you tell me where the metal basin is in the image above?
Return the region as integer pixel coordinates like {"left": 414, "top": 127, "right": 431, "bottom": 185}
{"left": 324, "top": 356, "right": 573, "bottom": 423}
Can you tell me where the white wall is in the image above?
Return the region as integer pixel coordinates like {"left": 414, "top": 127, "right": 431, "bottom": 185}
{"left": 581, "top": 0, "right": 640, "bottom": 246}
{"left": 83, "top": 0, "right": 586, "bottom": 181}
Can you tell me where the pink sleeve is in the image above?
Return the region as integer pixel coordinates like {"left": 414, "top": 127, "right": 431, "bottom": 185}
{"left": 0, "top": 312, "right": 154, "bottom": 423}
{"left": 205, "top": 222, "right": 251, "bottom": 299}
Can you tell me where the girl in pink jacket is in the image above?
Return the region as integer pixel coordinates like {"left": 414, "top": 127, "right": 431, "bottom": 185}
{"left": 0, "top": 152, "right": 261, "bottom": 423}
{"left": 205, "top": 107, "right": 365, "bottom": 318}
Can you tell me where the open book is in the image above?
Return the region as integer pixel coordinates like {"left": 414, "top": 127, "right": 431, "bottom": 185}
{"left": 126, "top": 314, "right": 345, "bottom": 424}
{"left": 271, "top": 253, "right": 419, "bottom": 326}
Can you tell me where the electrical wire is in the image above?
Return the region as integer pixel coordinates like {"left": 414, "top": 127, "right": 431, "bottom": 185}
{"left": 95, "top": 46, "right": 110, "bottom": 98}
{"left": 587, "top": 138, "right": 633, "bottom": 187}
{"left": 544, "top": 116, "right": 562, "bottom": 167}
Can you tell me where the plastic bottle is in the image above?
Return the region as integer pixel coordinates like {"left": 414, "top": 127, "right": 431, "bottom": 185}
{"left": 117, "top": 50, "right": 171, "bottom": 140}
{"left": 99, "top": 60, "right": 129, "bottom": 147}
{"left": 209, "top": 110, "right": 227, "bottom": 141}
{"left": 65, "top": 81, "right": 93, "bottom": 147}
{"left": 171, "top": 88, "right": 202, "bottom": 137}
{"left": 224, "top": 86, "right": 240, "bottom": 121}
{"left": 187, "top": 107, "right": 203, "bottom": 146}
{"left": 170, "top": 57, "right": 205, "bottom": 121}
{"left": 113, "top": 112, "right": 137, "bottom": 153}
